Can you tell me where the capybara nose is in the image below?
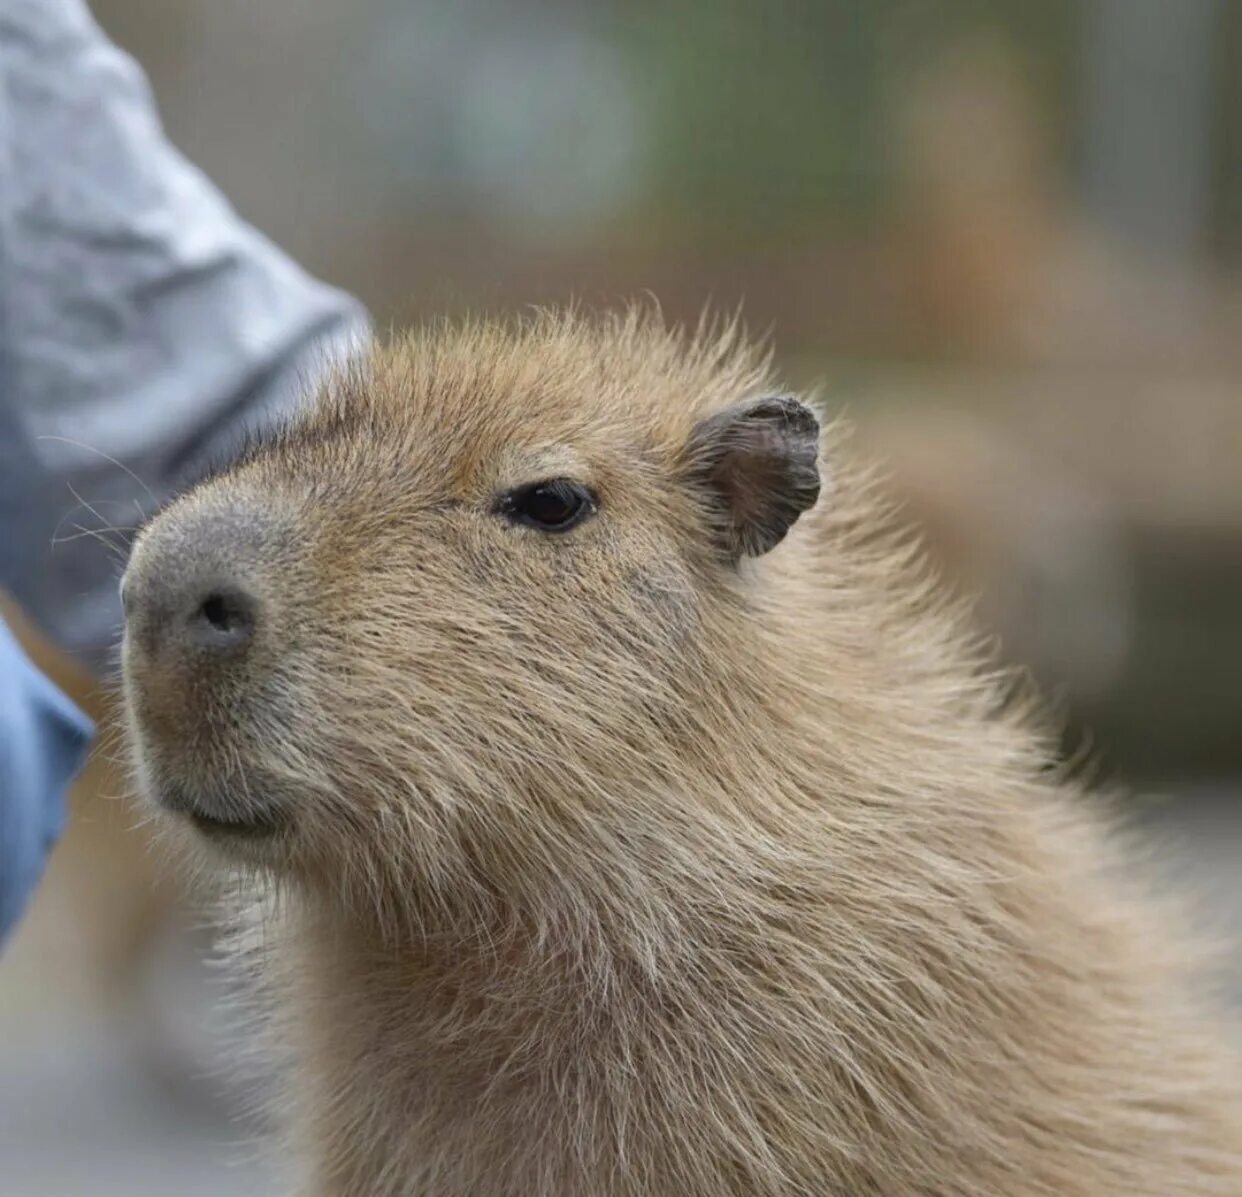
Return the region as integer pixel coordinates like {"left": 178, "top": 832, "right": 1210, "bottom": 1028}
{"left": 122, "top": 500, "right": 275, "bottom": 665}
{"left": 125, "top": 565, "right": 259, "bottom": 660}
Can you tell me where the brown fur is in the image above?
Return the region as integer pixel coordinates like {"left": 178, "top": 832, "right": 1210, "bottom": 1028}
{"left": 123, "top": 310, "right": 1242, "bottom": 1195}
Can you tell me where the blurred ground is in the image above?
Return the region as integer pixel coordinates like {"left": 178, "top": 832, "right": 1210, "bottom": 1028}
{"left": 1, "top": 1031, "right": 276, "bottom": 1197}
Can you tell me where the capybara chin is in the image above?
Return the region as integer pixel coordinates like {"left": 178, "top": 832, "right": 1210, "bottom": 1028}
{"left": 121, "top": 310, "right": 1242, "bottom": 1196}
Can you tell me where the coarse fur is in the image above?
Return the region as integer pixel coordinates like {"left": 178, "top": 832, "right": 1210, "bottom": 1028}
{"left": 123, "top": 309, "right": 1242, "bottom": 1196}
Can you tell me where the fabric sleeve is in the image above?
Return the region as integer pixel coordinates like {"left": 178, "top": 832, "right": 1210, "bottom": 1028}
{"left": 0, "top": 0, "right": 370, "bottom": 671}
{"left": 0, "top": 615, "right": 93, "bottom": 944}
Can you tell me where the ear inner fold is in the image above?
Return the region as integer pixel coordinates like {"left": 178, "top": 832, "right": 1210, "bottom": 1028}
{"left": 684, "top": 395, "right": 821, "bottom": 560}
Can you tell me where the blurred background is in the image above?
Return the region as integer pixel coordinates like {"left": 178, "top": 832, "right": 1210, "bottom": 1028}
{"left": 2, "top": 1, "right": 1240, "bottom": 1192}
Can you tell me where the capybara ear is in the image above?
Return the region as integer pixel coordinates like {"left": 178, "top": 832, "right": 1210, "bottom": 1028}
{"left": 683, "top": 395, "right": 821, "bottom": 560}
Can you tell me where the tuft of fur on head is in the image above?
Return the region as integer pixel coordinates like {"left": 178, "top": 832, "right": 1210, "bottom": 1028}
{"left": 126, "top": 307, "right": 1242, "bottom": 1197}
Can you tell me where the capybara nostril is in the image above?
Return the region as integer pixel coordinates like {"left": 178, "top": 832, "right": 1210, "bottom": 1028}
{"left": 187, "top": 587, "right": 256, "bottom": 651}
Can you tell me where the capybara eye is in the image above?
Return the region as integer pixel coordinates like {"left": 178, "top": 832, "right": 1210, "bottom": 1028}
{"left": 499, "top": 479, "right": 597, "bottom": 533}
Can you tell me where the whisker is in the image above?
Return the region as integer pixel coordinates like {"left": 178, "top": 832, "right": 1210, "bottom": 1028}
{"left": 52, "top": 522, "right": 130, "bottom": 562}
{"left": 36, "top": 435, "right": 159, "bottom": 513}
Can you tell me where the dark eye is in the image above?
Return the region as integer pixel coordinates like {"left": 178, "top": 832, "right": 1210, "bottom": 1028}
{"left": 499, "top": 478, "right": 597, "bottom": 533}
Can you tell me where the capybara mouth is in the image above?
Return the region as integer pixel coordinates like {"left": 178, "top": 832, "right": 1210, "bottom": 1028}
{"left": 187, "top": 808, "right": 287, "bottom": 840}
{"left": 150, "top": 775, "right": 290, "bottom": 841}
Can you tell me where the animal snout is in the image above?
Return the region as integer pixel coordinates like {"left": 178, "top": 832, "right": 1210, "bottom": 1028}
{"left": 121, "top": 496, "right": 301, "bottom": 840}
{"left": 122, "top": 499, "right": 279, "bottom": 670}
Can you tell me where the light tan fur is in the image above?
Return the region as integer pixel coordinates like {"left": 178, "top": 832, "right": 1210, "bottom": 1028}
{"left": 124, "top": 310, "right": 1242, "bottom": 1196}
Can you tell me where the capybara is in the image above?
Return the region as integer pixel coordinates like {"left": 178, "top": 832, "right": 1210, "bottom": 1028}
{"left": 122, "top": 311, "right": 1242, "bottom": 1196}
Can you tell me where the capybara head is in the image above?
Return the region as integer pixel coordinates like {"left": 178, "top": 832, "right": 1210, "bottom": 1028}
{"left": 122, "top": 312, "right": 822, "bottom": 922}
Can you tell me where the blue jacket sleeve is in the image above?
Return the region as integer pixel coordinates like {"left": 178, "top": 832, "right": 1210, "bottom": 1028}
{"left": 0, "top": 616, "right": 93, "bottom": 943}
